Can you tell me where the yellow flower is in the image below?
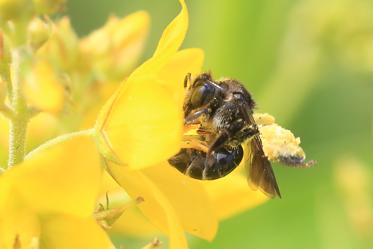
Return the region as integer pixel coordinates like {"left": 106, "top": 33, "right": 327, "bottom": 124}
{"left": 0, "top": 10, "right": 151, "bottom": 165}
{"left": 96, "top": 0, "right": 198, "bottom": 168}
{"left": 1, "top": 0, "right": 313, "bottom": 248}
{"left": 27, "top": 17, "right": 51, "bottom": 51}
{"left": 37, "top": 17, "right": 79, "bottom": 72}
{"left": 0, "top": 136, "right": 112, "bottom": 248}
{"left": 80, "top": 11, "right": 150, "bottom": 81}
{"left": 95, "top": 0, "right": 269, "bottom": 247}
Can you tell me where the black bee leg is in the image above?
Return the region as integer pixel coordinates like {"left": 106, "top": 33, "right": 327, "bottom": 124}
{"left": 203, "top": 129, "right": 234, "bottom": 179}
{"left": 238, "top": 124, "right": 259, "bottom": 140}
{"left": 207, "top": 118, "right": 246, "bottom": 154}
{"left": 184, "top": 73, "right": 191, "bottom": 89}
{"left": 207, "top": 131, "right": 230, "bottom": 154}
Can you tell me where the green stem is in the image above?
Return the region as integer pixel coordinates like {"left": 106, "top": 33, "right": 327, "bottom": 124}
{"left": 7, "top": 48, "right": 28, "bottom": 168}
{"left": 26, "top": 128, "right": 94, "bottom": 159}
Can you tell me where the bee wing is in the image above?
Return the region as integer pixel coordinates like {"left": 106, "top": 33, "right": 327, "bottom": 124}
{"left": 245, "top": 135, "right": 281, "bottom": 198}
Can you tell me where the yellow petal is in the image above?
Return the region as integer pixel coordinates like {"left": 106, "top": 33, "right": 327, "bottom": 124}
{"left": 125, "top": 0, "right": 188, "bottom": 80}
{"left": 37, "top": 17, "right": 79, "bottom": 70}
{"left": 107, "top": 162, "right": 188, "bottom": 249}
{"left": 95, "top": 0, "right": 197, "bottom": 169}
{"left": 203, "top": 169, "right": 268, "bottom": 220}
{"left": 153, "top": 0, "right": 188, "bottom": 57}
{"left": 0, "top": 206, "right": 40, "bottom": 249}
{"left": 40, "top": 215, "right": 112, "bottom": 249}
{"left": 23, "top": 60, "right": 64, "bottom": 113}
{"left": 96, "top": 49, "right": 204, "bottom": 169}
{"left": 108, "top": 161, "right": 217, "bottom": 240}
{"left": 202, "top": 146, "right": 269, "bottom": 220}
{"left": 27, "top": 112, "right": 58, "bottom": 146}
{"left": 158, "top": 48, "right": 204, "bottom": 106}
{"left": 0, "top": 179, "right": 40, "bottom": 249}
{"left": 100, "top": 77, "right": 183, "bottom": 168}
{"left": 143, "top": 163, "right": 218, "bottom": 240}
{"left": 12, "top": 136, "right": 102, "bottom": 217}
{"left": 99, "top": 171, "right": 159, "bottom": 236}
{"left": 27, "top": 17, "right": 51, "bottom": 51}
{"left": 111, "top": 206, "right": 160, "bottom": 237}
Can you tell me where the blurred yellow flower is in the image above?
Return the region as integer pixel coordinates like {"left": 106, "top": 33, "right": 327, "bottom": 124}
{"left": 0, "top": 9, "right": 151, "bottom": 158}
{"left": 37, "top": 17, "right": 79, "bottom": 72}
{"left": 23, "top": 60, "right": 65, "bottom": 113}
{"left": 80, "top": 11, "right": 150, "bottom": 81}
{"left": 27, "top": 17, "right": 51, "bottom": 50}
{"left": 0, "top": 136, "right": 112, "bottom": 248}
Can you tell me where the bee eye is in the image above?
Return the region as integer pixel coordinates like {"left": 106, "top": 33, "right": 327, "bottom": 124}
{"left": 190, "top": 83, "right": 215, "bottom": 107}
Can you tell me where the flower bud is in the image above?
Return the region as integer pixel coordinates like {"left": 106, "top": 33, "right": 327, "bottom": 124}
{"left": 37, "top": 17, "right": 79, "bottom": 71}
{"left": 80, "top": 11, "right": 149, "bottom": 81}
{"left": 23, "top": 60, "right": 64, "bottom": 113}
{"left": 33, "top": 0, "right": 65, "bottom": 14}
{"left": 28, "top": 17, "right": 51, "bottom": 51}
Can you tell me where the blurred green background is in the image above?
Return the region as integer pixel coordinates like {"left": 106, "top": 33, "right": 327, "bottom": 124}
{"left": 67, "top": 0, "right": 373, "bottom": 248}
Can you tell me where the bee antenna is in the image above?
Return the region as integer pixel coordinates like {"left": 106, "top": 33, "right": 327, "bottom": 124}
{"left": 184, "top": 73, "right": 192, "bottom": 89}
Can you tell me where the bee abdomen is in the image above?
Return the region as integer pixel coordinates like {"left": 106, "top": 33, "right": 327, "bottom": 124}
{"left": 168, "top": 146, "right": 243, "bottom": 180}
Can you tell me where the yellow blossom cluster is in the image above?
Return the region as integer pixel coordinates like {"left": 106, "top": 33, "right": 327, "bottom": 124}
{"left": 0, "top": 0, "right": 311, "bottom": 248}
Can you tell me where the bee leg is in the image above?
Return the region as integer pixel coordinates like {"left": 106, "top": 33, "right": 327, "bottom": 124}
{"left": 207, "top": 118, "right": 246, "bottom": 154}
{"left": 203, "top": 130, "right": 235, "bottom": 178}
{"left": 277, "top": 155, "right": 316, "bottom": 168}
{"left": 207, "top": 131, "right": 230, "bottom": 154}
{"left": 237, "top": 124, "right": 259, "bottom": 141}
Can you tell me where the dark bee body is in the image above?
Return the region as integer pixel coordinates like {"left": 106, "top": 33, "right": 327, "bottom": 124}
{"left": 169, "top": 146, "right": 244, "bottom": 180}
{"left": 168, "top": 72, "right": 282, "bottom": 197}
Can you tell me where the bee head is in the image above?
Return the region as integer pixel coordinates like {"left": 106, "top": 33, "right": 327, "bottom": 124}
{"left": 184, "top": 73, "right": 223, "bottom": 114}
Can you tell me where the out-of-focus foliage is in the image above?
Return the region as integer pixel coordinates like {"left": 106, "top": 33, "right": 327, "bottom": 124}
{"left": 67, "top": 0, "right": 373, "bottom": 248}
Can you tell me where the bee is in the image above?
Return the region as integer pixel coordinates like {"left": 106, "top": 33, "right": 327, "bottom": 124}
{"left": 168, "top": 73, "right": 312, "bottom": 198}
